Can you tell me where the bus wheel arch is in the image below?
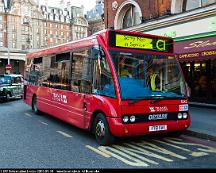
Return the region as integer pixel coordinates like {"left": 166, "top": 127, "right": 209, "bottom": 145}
{"left": 92, "top": 111, "right": 115, "bottom": 146}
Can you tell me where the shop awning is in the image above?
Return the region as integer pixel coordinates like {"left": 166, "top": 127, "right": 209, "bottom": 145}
{"left": 175, "top": 36, "right": 216, "bottom": 62}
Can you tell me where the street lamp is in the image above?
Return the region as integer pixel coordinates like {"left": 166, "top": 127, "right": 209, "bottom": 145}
{"left": 3, "top": 0, "right": 12, "bottom": 73}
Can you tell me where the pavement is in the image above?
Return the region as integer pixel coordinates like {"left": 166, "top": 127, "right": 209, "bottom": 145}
{"left": 185, "top": 104, "right": 216, "bottom": 142}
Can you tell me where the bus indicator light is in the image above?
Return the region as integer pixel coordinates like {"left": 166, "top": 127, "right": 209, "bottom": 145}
{"left": 179, "top": 104, "right": 188, "bottom": 111}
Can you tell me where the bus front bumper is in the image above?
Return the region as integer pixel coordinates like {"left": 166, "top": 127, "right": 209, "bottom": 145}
{"left": 107, "top": 117, "right": 191, "bottom": 137}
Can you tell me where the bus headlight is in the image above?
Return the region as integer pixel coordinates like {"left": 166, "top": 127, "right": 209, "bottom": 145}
{"left": 183, "top": 113, "right": 188, "bottom": 119}
{"left": 130, "top": 115, "right": 136, "bottom": 123}
{"left": 178, "top": 113, "right": 183, "bottom": 119}
{"left": 123, "top": 116, "right": 129, "bottom": 123}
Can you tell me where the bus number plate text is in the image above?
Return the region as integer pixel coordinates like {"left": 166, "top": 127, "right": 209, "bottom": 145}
{"left": 149, "top": 125, "right": 167, "bottom": 132}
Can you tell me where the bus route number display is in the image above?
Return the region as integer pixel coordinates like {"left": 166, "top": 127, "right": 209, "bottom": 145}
{"left": 115, "top": 33, "right": 171, "bottom": 52}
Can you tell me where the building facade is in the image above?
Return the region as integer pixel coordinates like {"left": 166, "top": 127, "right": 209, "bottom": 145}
{"left": 86, "top": 0, "right": 105, "bottom": 35}
{"left": 0, "top": 0, "right": 88, "bottom": 75}
{"left": 105, "top": 0, "right": 216, "bottom": 104}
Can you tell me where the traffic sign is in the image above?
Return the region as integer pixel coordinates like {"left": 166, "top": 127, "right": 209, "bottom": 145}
{"left": 5, "top": 64, "right": 12, "bottom": 71}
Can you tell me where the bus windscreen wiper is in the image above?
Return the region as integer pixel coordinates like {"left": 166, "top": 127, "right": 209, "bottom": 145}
{"left": 128, "top": 96, "right": 185, "bottom": 105}
{"left": 128, "top": 96, "right": 163, "bottom": 105}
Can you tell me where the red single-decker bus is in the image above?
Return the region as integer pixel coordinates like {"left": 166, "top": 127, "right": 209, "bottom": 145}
{"left": 23, "top": 29, "right": 190, "bottom": 145}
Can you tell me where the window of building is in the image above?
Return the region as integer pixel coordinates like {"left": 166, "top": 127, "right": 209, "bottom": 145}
{"left": 0, "top": 16, "right": 2, "bottom": 21}
{"left": 0, "top": 41, "right": 3, "bottom": 47}
{"left": 0, "top": 5, "right": 3, "bottom": 12}
{"left": 12, "top": 42, "right": 16, "bottom": 48}
{"left": 184, "top": 0, "right": 201, "bottom": 10}
{"left": 202, "top": 0, "right": 216, "bottom": 6}
{"left": 114, "top": 1, "right": 142, "bottom": 29}
{"left": 172, "top": 0, "right": 216, "bottom": 13}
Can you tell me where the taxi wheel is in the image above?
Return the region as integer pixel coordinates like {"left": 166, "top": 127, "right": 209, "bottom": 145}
{"left": 94, "top": 113, "right": 115, "bottom": 146}
{"left": 5, "top": 92, "right": 11, "bottom": 102}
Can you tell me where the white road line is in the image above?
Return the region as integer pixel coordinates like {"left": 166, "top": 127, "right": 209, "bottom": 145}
{"left": 39, "top": 121, "right": 48, "bottom": 126}
{"left": 56, "top": 131, "right": 72, "bottom": 138}
{"left": 25, "top": 113, "right": 32, "bottom": 117}
{"left": 86, "top": 145, "right": 111, "bottom": 158}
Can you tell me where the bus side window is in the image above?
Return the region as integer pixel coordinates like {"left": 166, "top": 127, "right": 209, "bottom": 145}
{"left": 71, "top": 48, "right": 92, "bottom": 93}
{"left": 92, "top": 48, "right": 116, "bottom": 98}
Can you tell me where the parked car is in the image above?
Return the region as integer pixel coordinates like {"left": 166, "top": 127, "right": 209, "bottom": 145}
{"left": 0, "top": 74, "right": 23, "bottom": 101}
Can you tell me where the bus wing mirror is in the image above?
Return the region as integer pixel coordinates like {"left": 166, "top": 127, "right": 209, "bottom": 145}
{"left": 91, "top": 47, "right": 100, "bottom": 60}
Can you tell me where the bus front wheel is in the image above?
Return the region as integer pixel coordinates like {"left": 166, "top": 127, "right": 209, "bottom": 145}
{"left": 94, "top": 113, "right": 115, "bottom": 146}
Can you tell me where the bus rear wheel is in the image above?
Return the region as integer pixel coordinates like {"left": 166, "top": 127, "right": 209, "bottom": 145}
{"left": 94, "top": 113, "right": 115, "bottom": 146}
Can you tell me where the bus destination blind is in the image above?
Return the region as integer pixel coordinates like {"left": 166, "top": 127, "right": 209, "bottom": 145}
{"left": 113, "top": 33, "right": 173, "bottom": 53}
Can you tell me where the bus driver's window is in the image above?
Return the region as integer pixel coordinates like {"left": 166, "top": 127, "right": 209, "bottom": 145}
{"left": 93, "top": 49, "right": 115, "bottom": 98}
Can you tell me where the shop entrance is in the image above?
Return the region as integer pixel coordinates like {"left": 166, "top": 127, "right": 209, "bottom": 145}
{"left": 181, "top": 59, "right": 216, "bottom": 104}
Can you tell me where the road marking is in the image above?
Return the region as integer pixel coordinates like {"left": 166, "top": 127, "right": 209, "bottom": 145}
{"left": 25, "top": 113, "right": 32, "bottom": 117}
{"left": 153, "top": 139, "right": 209, "bottom": 157}
{"left": 39, "top": 121, "right": 48, "bottom": 126}
{"left": 86, "top": 137, "right": 215, "bottom": 167}
{"left": 165, "top": 137, "right": 216, "bottom": 154}
{"left": 124, "top": 143, "right": 172, "bottom": 162}
{"left": 98, "top": 146, "right": 149, "bottom": 167}
{"left": 132, "top": 141, "right": 187, "bottom": 159}
{"left": 86, "top": 145, "right": 111, "bottom": 158}
{"left": 56, "top": 131, "right": 72, "bottom": 138}
{"left": 113, "top": 144, "right": 158, "bottom": 165}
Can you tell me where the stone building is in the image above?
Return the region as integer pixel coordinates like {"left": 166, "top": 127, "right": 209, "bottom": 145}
{"left": 0, "top": 0, "right": 88, "bottom": 75}
{"left": 86, "top": 0, "right": 105, "bottom": 35}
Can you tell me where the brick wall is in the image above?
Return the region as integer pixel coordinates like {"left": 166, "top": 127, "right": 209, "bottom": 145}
{"left": 104, "top": 0, "right": 171, "bottom": 29}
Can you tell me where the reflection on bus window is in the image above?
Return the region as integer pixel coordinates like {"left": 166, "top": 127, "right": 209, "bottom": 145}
{"left": 93, "top": 48, "right": 115, "bottom": 98}
{"left": 110, "top": 51, "right": 186, "bottom": 100}
{"left": 71, "top": 49, "right": 92, "bottom": 93}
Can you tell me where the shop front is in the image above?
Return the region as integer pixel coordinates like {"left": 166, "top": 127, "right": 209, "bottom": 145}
{"left": 175, "top": 36, "right": 216, "bottom": 104}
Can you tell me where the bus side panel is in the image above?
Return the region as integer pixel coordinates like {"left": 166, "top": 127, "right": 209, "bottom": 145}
{"left": 83, "top": 95, "right": 120, "bottom": 130}
{"left": 23, "top": 85, "right": 38, "bottom": 107}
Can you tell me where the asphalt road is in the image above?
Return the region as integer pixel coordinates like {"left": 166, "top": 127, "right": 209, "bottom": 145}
{"left": 0, "top": 99, "right": 216, "bottom": 169}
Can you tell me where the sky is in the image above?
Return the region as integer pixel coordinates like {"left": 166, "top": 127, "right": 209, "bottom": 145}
{"left": 39, "top": 0, "right": 96, "bottom": 13}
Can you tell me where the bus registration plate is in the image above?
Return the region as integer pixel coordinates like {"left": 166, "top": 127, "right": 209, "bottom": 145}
{"left": 149, "top": 125, "right": 167, "bottom": 132}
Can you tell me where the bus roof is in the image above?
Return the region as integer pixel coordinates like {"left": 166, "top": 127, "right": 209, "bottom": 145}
{"left": 26, "top": 29, "right": 173, "bottom": 59}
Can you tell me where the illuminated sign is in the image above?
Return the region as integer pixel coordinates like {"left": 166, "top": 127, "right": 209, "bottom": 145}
{"left": 109, "top": 31, "right": 173, "bottom": 53}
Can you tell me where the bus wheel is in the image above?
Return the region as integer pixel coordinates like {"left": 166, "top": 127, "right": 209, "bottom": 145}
{"left": 94, "top": 113, "right": 115, "bottom": 146}
{"left": 32, "top": 96, "right": 40, "bottom": 114}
